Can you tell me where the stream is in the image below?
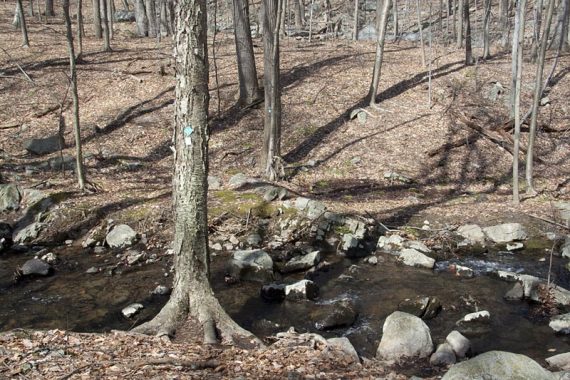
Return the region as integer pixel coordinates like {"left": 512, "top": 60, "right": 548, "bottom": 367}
{"left": 1, "top": 242, "right": 570, "bottom": 365}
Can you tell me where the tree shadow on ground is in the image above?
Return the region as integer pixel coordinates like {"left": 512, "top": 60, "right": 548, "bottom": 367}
{"left": 284, "top": 60, "right": 465, "bottom": 165}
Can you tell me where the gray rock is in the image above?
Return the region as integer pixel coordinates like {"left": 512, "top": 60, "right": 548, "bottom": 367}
{"left": 315, "top": 300, "right": 357, "bottom": 330}
{"left": 282, "top": 250, "right": 320, "bottom": 273}
{"left": 0, "top": 184, "right": 20, "bottom": 212}
{"left": 550, "top": 313, "right": 570, "bottom": 334}
{"left": 325, "top": 337, "right": 360, "bottom": 363}
{"left": 405, "top": 240, "right": 432, "bottom": 253}
{"left": 228, "top": 173, "right": 251, "bottom": 189}
{"left": 125, "top": 250, "right": 144, "bottom": 265}
{"left": 48, "top": 156, "right": 75, "bottom": 171}
{"left": 263, "top": 186, "right": 281, "bottom": 202}
{"left": 506, "top": 242, "right": 524, "bottom": 251}
{"left": 561, "top": 236, "right": 570, "bottom": 259}
{"left": 208, "top": 176, "right": 221, "bottom": 190}
{"left": 376, "top": 311, "right": 433, "bottom": 361}
{"left": 285, "top": 279, "right": 319, "bottom": 301}
{"left": 546, "top": 352, "right": 570, "bottom": 371}
{"left": 93, "top": 246, "right": 106, "bottom": 254}
{"left": 246, "top": 233, "right": 262, "bottom": 247}
{"left": 367, "top": 256, "right": 379, "bottom": 265}
{"left": 106, "top": 224, "right": 137, "bottom": 249}
{"left": 294, "top": 197, "right": 311, "bottom": 210}
{"left": 41, "top": 252, "right": 57, "bottom": 264}
{"left": 504, "top": 282, "right": 524, "bottom": 301}
{"left": 210, "top": 242, "right": 223, "bottom": 251}
{"left": 227, "top": 249, "right": 274, "bottom": 282}
{"left": 457, "top": 224, "right": 485, "bottom": 245}
{"left": 457, "top": 310, "right": 491, "bottom": 324}
{"left": 13, "top": 222, "right": 44, "bottom": 244}
{"left": 430, "top": 343, "right": 456, "bottom": 366}
{"left": 305, "top": 200, "right": 326, "bottom": 220}
{"left": 495, "top": 271, "right": 570, "bottom": 305}
{"left": 441, "top": 351, "right": 556, "bottom": 380}
{"left": 86, "top": 266, "right": 99, "bottom": 274}
{"left": 398, "top": 296, "right": 441, "bottom": 320}
{"left": 398, "top": 248, "right": 435, "bottom": 269}
{"left": 122, "top": 303, "right": 144, "bottom": 318}
{"left": 377, "top": 234, "right": 404, "bottom": 253}
{"left": 483, "top": 223, "right": 527, "bottom": 243}
{"left": 0, "top": 222, "right": 12, "bottom": 252}
{"left": 357, "top": 24, "right": 377, "bottom": 40}
{"left": 114, "top": 10, "right": 135, "bottom": 22}
{"left": 554, "top": 202, "right": 570, "bottom": 227}
{"left": 452, "top": 264, "right": 474, "bottom": 278}
{"left": 19, "top": 258, "right": 51, "bottom": 276}
{"left": 445, "top": 331, "right": 471, "bottom": 358}
{"left": 24, "top": 135, "right": 64, "bottom": 155}
{"left": 152, "top": 285, "right": 171, "bottom": 295}
{"left": 341, "top": 234, "right": 361, "bottom": 251}
{"left": 487, "top": 81, "right": 505, "bottom": 101}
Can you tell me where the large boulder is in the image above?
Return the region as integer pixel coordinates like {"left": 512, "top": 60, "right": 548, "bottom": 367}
{"left": 105, "top": 224, "right": 137, "bottom": 249}
{"left": 376, "top": 311, "right": 434, "bottom": 361}
{"left": 546, "top": 352, "right": 570, "bottom": 371}
{"left": 18, "top": 258, "right": 52, "bottom": 277}
{"left": 282, "top": 250, "right": 320, "bottom": 273}
{"left": 483, "top": 223, "right": 527, "bottom": 243}
{"left": 324, "top": 337, "right": 359, "bottom": 363}
{"left": 445, "top": 330, "right": 471, "bottom": 358}
{"left": 0, "top": 184, "right": 20, "bottom": 212}
{"left": 13, "top": 222, "right": 44, "bottom": 244}
{"left": 398, "top": 248, "right": 435, "bottom": 269}
{"left": 23, "top": 134, "right": 64, "bottom": 155}
{"left": 314, "top": 300, "right": 357, "bottom": 330}
{"left": 441, "top": 351, "right": 556, "bottom": 380}
{"left": 457, "top": 224, "right": 485, "bottom": 245}
{"left": 284, "top": 280, "right": 319, "bottom": 301}
{"left": 227, "top": 249, "right": 274, "bottom": 282}
{"left": 549, "top": 313, "right": 570, "bottom": 333}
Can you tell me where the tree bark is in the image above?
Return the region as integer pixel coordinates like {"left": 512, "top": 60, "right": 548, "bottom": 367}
{"left": 145, "top": 0, "right": 158, "bottom": 37}
{"left": 93, "top": 0, "right": 103, "bottom": 38}
{"left": 530, "top": 0, "right": 544, "bottom": 61}
{"left": 526, "top": 0, "right": 555, "bottom": 194}
{"left": 416, "top": 0, "right": 426, "bottom": 66}
{"left": 46, "top": 0, "right": 55, "bottom": 15}
{"left": 512, "top": 0, "right": 526, "bottom": 204}
{"left": 100, "top": 0, "right": 111, "bottom": 50}
{"left": 16, "top": 0, "right": 30, "bottom": 47}
{"left": 294, "top": 0, "right": 304, "bottom": 30}
{"left": 368, "top": 0, "right": 392, "bottom": 106}
{"left": 233, "top": 0, "right": 262, "bottom": 106}
{"left": 135, "top": 0, "right": 148, "bottom": 36}
{"left": 482, "top": 0, "right": 491, "bottom": 58}
{"left": 132, "top": 0, "right": 259, "bottom": 346}
{"left": 499, "top": 0, "right": 509, "bottom": 48}
{"left": 464, "top": 0, "right": 472, "bottom": 64}
{"left": 107, "top": 0, "right": 114, "bottom": 39}
{"left": 63, "top": 0, "right": 87, "bottom": 191}
{"left": 353, "top": 0, "right": 359, "bottom": 39}
{"left": 457, "top": 0, "right": 464, "bottom": 47}
{"left": 393, "top": 0, "right": 399, "bottom": 38}
{"left": 77, "top": 0, "right": 84, "bottom": 59}
{"left": 262, "top": 0, "right": 283, "bottom": 180}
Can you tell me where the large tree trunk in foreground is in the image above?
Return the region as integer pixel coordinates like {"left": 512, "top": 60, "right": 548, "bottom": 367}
{"left": 63, "top": 0, "right": 87, "bottom": 191}
{"left": 464, "top": 0, "right": 472, "bottom": 64}
{"left": 100, "top": 0, "right": 111, "bottom": 51}
{"left": 132, "top": 0, "right": 259, "bottom": 346}
{"left": 262, "top": 0, "right": 284, "bottom": 180}
{"left": 233, "top": 0, "right": 262, "bottom": 106}
{"left": 368, "top": 0, "right": 391, "bottom": 106}
{"left": 482, "top": 0, "right": 491, "bottom": 58}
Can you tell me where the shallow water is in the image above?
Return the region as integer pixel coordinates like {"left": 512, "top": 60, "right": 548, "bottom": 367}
{"left": 1, "top": 243, "right": 569, "bottom": 366}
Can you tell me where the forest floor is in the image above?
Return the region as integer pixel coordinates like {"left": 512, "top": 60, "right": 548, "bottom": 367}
{"left": 1, "top": 1, "right": 570, "bottom": 378}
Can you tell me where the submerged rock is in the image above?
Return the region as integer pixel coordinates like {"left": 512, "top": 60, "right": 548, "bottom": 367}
{"left": 285, "top": 280, "right": 319, "bottom": 301}
{"left": 546, "top": 352, "right": 570, "bottom": 370}
{"left": 430, "top": 343, "right": 456, "bottom": 366}
{"left": 398, "top": 296, "right": 441, "bottom": 320}
{"left": 314, "top": 300, "right": 357, "bottom": 330}
{"left": 398, "top": 248, "right": 435, "bottom": 269}
{"left": 549, "top": 313, "right": 570, "bottom": 334}
{"left": 122, "top": 303, "right": 144, "bottom": 318}
{"left": 18, "top": 258, "right": 52, "bottom": 277}
{"left": 441, "top": 351, "right": 556, "bottom": 380}
{"left": 227, "top": 249, "right": 274, "bottom": 283}
{"left": 376, "top": 311, "right": 433, "bottom": 362}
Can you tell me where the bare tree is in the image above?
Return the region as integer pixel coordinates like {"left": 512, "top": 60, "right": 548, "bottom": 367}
{"left": 77, "top": 0, "right": 84, "bottom": 60}
{"left": 93, "top": 0, "right": 103, "bottom": 38}
{"left": 368, "top": 0, "right": 392, "bottom": 106}
{"left": 353, "top": 0, "right": 359, "bottom": 40}
{"left": 63, "top": 0, "right": 87, "bottom": 191}
{"left": 295, "top": 0, "right": 304, "bottom": 30}
{"left": 46, "top": 0, "right": 55, "bottom": 16}
{"left": 499, "top": 0, "right": 509, "bottom": 48}
{"left": 511, "top": 0, "right": 527, "bottom": 204}
{"left": 526, "top": 0, "right": 555, "bottom": 194}
{"left": 145, "top": 0, "right": 158, "bottom": 37}
{"left": 100, "top": 0, "right": 112, "bottom": 51}
{"left": 457, "top": 0, "right": 464, "bottom": 47}
{"left": 464, "top": 0, "right": 472, "bottom": 64}
{"left": 16, "top": 0, "right": 30, "bottom": 47}
{"left": 135, "top": 0, "right": 149, "bottom": 36}
{"left": 233, "top": 0, "right": 262, "bottom": 106}
{"left": 416, "top": 0, "right": 426, "bottom": 66}
{"left": 393, "top": 0, "right": 399, "bottom": 38}
{"left": 482, "top": 0, "right": 491, "bottom": 58}
{"left": 262, "top": 0, "right": 284, "bottom": 180}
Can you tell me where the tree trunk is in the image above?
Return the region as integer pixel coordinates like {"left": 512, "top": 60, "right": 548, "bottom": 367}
{"left": 452, "top": 0, "right": 457, "bottom": 39}
{"left": 530, "top": 0, "right": 544, "bottom": 61}
{"left": 233, "top": 0, "right": 262, "bottom": 106}
{"left": 100, "top": 0, "right": 111, "bottom": 50}
{"left": 107, "top": 0, "right": 114, "bottom": 39}
{"left": 393, "top": 0, "right": 399, "bottom": 38}
{"left": 368, "top": 0, "right": 392, "bottom": 106}
{"left": 353, "top": 0, "right": 359, "bottom": 39}
{"left": 482, "top": 0, "right": 491, "bottom": 58}
{"left": 499, "top": 0, "right": 509, "bottom": 48}
{"left": 262, "top": 0, "right": 283, "bottom": 180}
{"left": 295, "top": 0, "right": 304, "bottom": 30}
{"left": 526, "top": 0, "right": 555, "bottom": 194}
{"left": 308, "top": 0, "right": 313, "bottom": 42}
{"left": 464, "top": 0, "right": 472, "bottom": 64}
{"left": 77, "top": 0, "right": 84, "bottom": 59}
{"left": 416, "top": 0, "right": 426, "bottom": 66}
{"left": 63, "top": 0, "right": 87, "bottom": 191}
{"left": 135, "top": 0, "right": 148, "bottom": 36}
{"left": 457, "top": 0, "right": 464, "bottom": 47}
{"left": 93, "top": 0, "right": 102, "bottom": 38}
{"left": 512, "top": 0, "right": 526, "bottom": 205}
{"left": 145, "top": 0, "right": 157, "bottom": 37}
{"left": 16, "top": 0, "right": 30, "bottom": 47}
{"left": 122, "top": 0, "right": 130, "bottom": 10}
{"left": 46, "top": 0, "right": 55, "bottom": 15}
{"left": 131, "top": 0, "right": 259, "bottom": 346}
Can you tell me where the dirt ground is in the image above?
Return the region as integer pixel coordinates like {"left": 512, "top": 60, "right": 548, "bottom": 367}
{"left": 1, "top": 1, "right": 570, "bottom": 378}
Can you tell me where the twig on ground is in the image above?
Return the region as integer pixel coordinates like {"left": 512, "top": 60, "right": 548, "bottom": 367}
{"left": 130, "top": 358, "right": 220, "bottom": 370}
{"left": 526, "top": 213, "right": 570, "bottom": 230}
